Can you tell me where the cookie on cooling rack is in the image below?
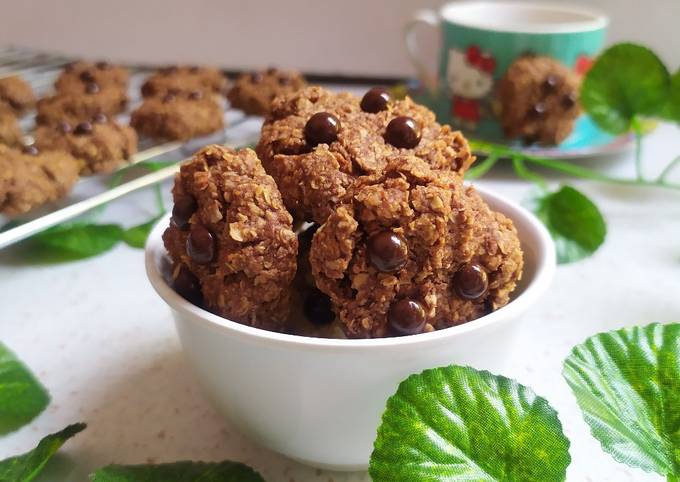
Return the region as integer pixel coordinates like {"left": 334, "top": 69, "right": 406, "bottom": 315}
{"left": 141, "top": 65, "right": 227, "bottom": 98}
{"left": 0, "top": 105, "right": 22, "bottom": 148}
{"left": 227, "top": 68, "right": 306, "bottom": 116}
{"left": 55, "top": 61, "right": 130, "bottom": 93}
{"left": 0, "top": 144, "right": 81, "bottom": 216}
{"left": 36, "top": 84, "right": 128, "bottom": 127}
{"left": 0, "top": 75, "right": 36, "bottom": 115}
{"left": 130, "top": 90, "right": 224, "bottom": 141}
{"left": 35, "top": 114, "right": 137, "bottom": 175}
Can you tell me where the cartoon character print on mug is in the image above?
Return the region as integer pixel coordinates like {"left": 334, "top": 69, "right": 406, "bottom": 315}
{"left": 447, "top": 45, "right": 496, "bottom": 131}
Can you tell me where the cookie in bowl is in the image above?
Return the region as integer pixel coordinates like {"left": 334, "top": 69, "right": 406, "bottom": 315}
{"left": 256, "top": 86, "right": 474, "bottom": 224}
{"left": 162, "top": 145, "right": 298, "bottom": 332}
{"left": 309, "top": 156, "right": 523, "bottom": 338}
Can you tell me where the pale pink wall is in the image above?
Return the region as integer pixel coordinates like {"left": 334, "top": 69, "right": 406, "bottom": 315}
{"left": 0, "top": 0, "right": 676, "bottom": 75}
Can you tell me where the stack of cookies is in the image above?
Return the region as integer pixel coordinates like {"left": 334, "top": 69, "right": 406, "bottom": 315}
{"left": 162, "top": 86, "right": 524, "bottom": 339}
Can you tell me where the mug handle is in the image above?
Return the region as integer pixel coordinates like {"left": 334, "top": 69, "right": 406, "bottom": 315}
{"left": 404, "top": 9, "right": 440, "bottom": 93}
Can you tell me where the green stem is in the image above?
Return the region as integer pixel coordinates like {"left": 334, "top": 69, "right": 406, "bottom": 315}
{"left": 512, "top": 157, "right": 548, "bottom": 191}
{"left": 658, "top": 155, "right": 680, "bottom": 182}
{"left": 153, "top": 183, "right": 166, "bottom": 215}
{"left": 634, "top": 128, "right": 644, "bottom": 181}
{"left": 469, "top": 140, "right": 680, "bottom": 192}
{"left": 465, "top": 153, "right": 499, "bottom": 180}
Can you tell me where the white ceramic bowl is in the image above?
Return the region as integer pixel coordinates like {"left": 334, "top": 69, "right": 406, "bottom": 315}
{"left": 145, "top": 186, "right": 556, "bottom": 471}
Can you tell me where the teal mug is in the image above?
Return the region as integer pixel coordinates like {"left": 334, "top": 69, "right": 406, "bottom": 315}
{"left": 404, "top": 1, "right": 608, "bottom": 143}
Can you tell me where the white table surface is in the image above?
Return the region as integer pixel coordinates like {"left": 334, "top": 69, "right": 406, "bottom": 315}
{"left": 1, "top": 117, "right": 679, "bottom": 481}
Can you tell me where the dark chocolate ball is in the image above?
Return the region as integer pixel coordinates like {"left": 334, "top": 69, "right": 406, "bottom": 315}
{"left": 188, "top": 90, "right": 203, "bottom": 100}
{"left": 79, "top": 70, "right": 95, "bottom": 83}
{"left": 173, "top": 265, "right": 202, "bottom": 304}
{"left": 562, "top": 92, "right": 578, "bottom": 109}
{"left": 171, "top": 195, "right": 197, "bottom": 230}
{"left": 186, "top": 224, "right": 215, "bottom": 264}
{"left": 367, "top": 231, "right": 408, "bottom": 273}
{"left": 454, "top": 263, "right": 488, "bottom": 300}
{"left": 58, "top": 121, "right": 72, "bottom": 134}
{"left": 528, "top": 102, "right": 546, "bottom": 118}
{"left": 92, "top": 112, "right": 108, "bottom": 124}
{"left": 303, "top": 289, "right": 335, "bottom": 325}
{"left": 360, "top": 87, "right": 391, "bottom": 113}
{"left": 85, "top": 82, "right": 100, "bottom": 94}
{"left": 73, "top": 121, "right": 93, "bottom": 136}
{"left": 542, "top": 75, "right": 560, "bottom": 92}
{"left": 304, "top": 112, "right": 340, "bottom": 147}
{"left": 96, "top": 61, "right": 111, "bottom": 70}
{"left": 22, "top": 145, "right": 39, "bottom": 156}
{"left": 385, "top": 116, "right": 421, "bottom": 149}
{"left": 388, "top": 299, "right": 426, "bottom": 336}
{"left": 161, "top": 93, "right": 176, "bottom": 103}
{"left": 250, "top": 72, "right": 264, "bottom": 83}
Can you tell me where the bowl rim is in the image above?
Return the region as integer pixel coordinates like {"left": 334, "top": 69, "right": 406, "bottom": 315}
{"left": 145, "top": 185, "right": 556, "bottom": 351}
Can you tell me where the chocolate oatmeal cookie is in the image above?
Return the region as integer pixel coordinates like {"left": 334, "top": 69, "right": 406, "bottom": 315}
{"left": 0, "top": 106, "right": 22, "bottom": 147}
{"left": 227, "top": 68, "right": 306, "bottom": 116}
{"left": 36, "top": 86, "right": 128, "bottom": 126}
{"left": 256, "top": 86, "right": 475, "bottom": 224}
{"left": 497, "top": 55, "right": 581, "bottom": 145}
{"left": 0, "top": 75, "right": 36, "bottom": 115}
{"left": 35, "top": 115, "right": 137, "bottom": 174}
{"left": 162, "top": 145, "right": 298, "bottom": 331}
{"left": 141, "top": 65, "right": 227, "bottom": 98}
{"left": 130, "top": 90, "right": 224, "bottom": 140}
{"left": 309, "top": 157, "right": 522, "bottom": 338}
{"left": 433, "top": 187, "right": 523, "bottom": 329}
{"left": 55, "top": 61, "right": 130, "bottom": 93}
{"left": 0, "top": 144, "right": 81, "bottom": 216}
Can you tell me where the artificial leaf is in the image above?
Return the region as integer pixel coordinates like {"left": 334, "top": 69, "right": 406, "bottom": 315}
{"left": 662, "top": 70, "right": 680, "bottom": 122}
{"left": 369, "top": 365, "right": 571, "bottom": 482}
{"left": 27, "top": 223, "right": 123, "bottom": 262}
{"left": 0, "top": 423, "right": 86, "bottom": 482}
{"left": 90, "top": 460, "right": 266, "bottom": 482}
{"left": 0, "top": 343, "right": 49, "bottom": 435}
{"left": 581, "top": 43, "right": 671, "bottom": 134}
{"left": 564, "top": 323, "right": 680, "bottom": 477}
{"left": 122, "top": 216, "right": 163, "bottom": 249}
{"left": 531, "top": 185, "right": 606, "bottom": 264}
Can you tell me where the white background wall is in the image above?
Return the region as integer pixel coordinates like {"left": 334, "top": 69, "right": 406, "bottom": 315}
{"left": 0, "top": 0, "right": 677, "bottom": 76}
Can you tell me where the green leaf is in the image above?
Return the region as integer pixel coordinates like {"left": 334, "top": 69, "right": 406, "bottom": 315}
{"left": 122, "top": 216, "right": 163, "bottom": 249}
{"left": 90, "top": 460, "right": 266, "bottom": 482}
{"left": 563, "top": 322, "right": 680, "bottom": 477}
{"left": 0, "top": 423, "right": 86, "bottom": 482}
{"left": 27, "top": 223, "right": 124, "bottom": 262}
{"left": 531, "top": 185, "right": 606, "bottom": 264}
{"left": 662, "top": 70, "right": 680, "bottom": 122}
{"left": 0, "top": 342, "right": 49, "bottom": 435}
{"left": 581, "top": 43, "right": 671, "bottom": 134}
{"left": 369, "top": 365, "right": 571, "bottom": 482}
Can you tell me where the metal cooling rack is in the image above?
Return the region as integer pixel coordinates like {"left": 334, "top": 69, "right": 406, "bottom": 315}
{"left": 0, "top": 47, "right": 263, "bottom": 249}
